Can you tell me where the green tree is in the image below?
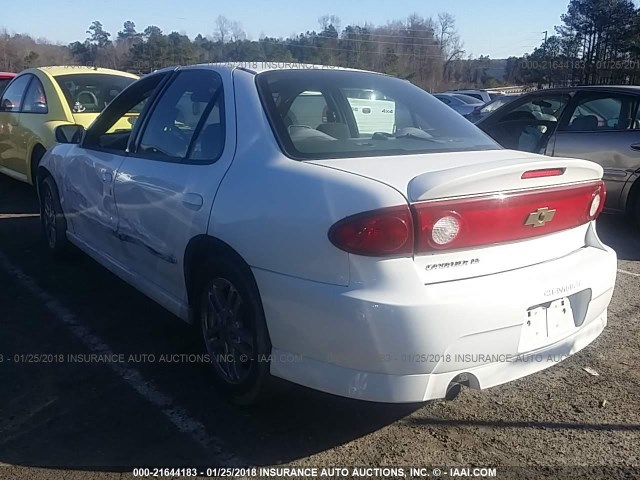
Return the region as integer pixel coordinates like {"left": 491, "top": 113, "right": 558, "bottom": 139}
{"left": 86, "top": 20, "right": 112, "bottom": 48}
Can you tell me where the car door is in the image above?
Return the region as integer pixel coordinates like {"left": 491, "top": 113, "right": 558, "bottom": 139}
{"left": 113, "top": 66, "right": 236, "bottom": 306}
{"left": 62, "top": 72, "right": 169, "bottom": 256}
{"left": 550, "top": 91, "right": 640, "bottom": 211}
{"left": 0, "top": 74, "right": 32, "bottom": 181}
{"left": 478, "top": 92, "right": 571, "bottom": 155}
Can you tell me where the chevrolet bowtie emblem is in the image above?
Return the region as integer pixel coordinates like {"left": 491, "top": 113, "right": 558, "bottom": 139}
{"left": 525, "top": 207, "right": 556, "bottom": 227}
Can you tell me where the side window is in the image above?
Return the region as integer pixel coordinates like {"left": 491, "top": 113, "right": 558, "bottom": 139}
{"left": 631, "top": 102, "right": 640, "bottom": 130}
{"left": 0, "top": 75, "right": 31, "bottom": 112}
{"left": 188, "top": 95, "right": 225, "bottom": 163}
{"left": 138, "top": 69, "right": 223, "bottom": 161}
{"left": 436, "top": 96, "right": 451, "bottom": 105}
{"left": 83, "top": 72, "right": 168, "bottom": 152}
{"left": 510, "top": 95, "right": 569, "bottom": 123}
{"left": 22, "top": 77, "right": 48, "bottom": 114}
{"left": 566, "top": 95, "right": 627, "bottom": 131}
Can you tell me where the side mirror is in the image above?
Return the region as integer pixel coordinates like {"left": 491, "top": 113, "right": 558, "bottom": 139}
{"left": 55, "top": 124, "right": 85, "bottom": 144}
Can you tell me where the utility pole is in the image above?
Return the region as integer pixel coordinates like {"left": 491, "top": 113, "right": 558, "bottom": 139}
{"left": 543, "top": 30, "right": 549, "bottom": 88}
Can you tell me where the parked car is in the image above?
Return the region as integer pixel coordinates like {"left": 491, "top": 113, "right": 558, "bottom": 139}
{"left": 0, "top": 72, "right": 16, "bottom": 95}
{"left": 38, "top": 64, "right": 616, "bottom": 405}
{"left": 0, "top": 66, "right": 138, "bottom": 185}
{"left": 445, "top": 89, "right": 493, "bottom": 104}
{"left": 433, "top": 93, "right": 484, "bottom": 116}
{"left": 466, "top": 94, "right": 519, "bottom": 123}
{"left": 476, "top": 86, "right": 640, "bottom": 222}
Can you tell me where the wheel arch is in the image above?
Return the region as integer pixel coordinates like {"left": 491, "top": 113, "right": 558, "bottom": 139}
{"left": 183, "top": 234, "right": 258, "bottom": 321}
{"left": 30, "top": 143, "right": 47, "bottom": 186}
{"left": 623, "top": 172, "right": 640, "bottom": 217}
{"left": 35, "top": 162, "right": 54, "bottom": 199}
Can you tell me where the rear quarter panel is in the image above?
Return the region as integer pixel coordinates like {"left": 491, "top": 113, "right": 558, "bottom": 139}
{"left": 209, "top": 69, "right": 408, "bottom": 287}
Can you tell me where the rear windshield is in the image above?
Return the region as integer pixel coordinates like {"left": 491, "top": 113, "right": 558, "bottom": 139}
{"left": 256, "top": 70, "right": 499, "bottom": 160}
{"left": 454, "top": 94, "right": 482, "bottom": 104}
{"left": 54, "top": 74, "right": 136, "bottom": 114}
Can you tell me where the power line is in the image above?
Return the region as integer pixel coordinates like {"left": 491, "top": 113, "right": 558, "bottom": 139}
{"left": 258, "top": 38, "right": 448, "bottom": 58}
{"left": 305, "top": 33, "right": 443, "bottom": 48}
{"left": 336, "top": 30, "right": 443, "bottom": 40}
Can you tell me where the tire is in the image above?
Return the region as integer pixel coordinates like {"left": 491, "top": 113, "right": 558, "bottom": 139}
{"left": 40, "top": 176, "right": 70, "bottom": 256}
{"left": 195, "top": 256, "right": 279, "bottom": 405}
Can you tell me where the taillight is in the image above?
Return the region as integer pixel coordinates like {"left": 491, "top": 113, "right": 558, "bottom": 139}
{"left": 413, "top": 181, "right": 606, "bottom": 253}
{"left": 329, "top": 181, "right": 605, "bottom": 257}
{"left": 328, "top": 205, "right": 414, "bottom": 257}
{"left": 589, "top": 186, "right": 605, "bottom": 219}
{"left": 428, "top": 214, "right": 462, "bottom": 246}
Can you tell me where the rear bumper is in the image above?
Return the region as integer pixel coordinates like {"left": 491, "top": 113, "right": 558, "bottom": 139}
{"left": 271, "top": 309, "right": 607, "bottom": 403}
{"left": 255, "top": 241, "right": 616, "bottom": 403}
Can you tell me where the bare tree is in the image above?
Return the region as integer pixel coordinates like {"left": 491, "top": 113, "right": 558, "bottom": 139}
{"left": 230, "top": 21, "right": 246, "bottom": 42}
{"left": 318, "top": 15, "right": 341, "bottom": 32}
{"left": 436, "top": 12, "right": 465, "bottom": 82}
{"left": 215, "top": 15, "right": 231, "bottom": 43}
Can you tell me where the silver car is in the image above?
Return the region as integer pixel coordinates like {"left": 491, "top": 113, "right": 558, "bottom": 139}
{"left": 433, "top": 93, "right": 484, "bottom": 116}
{"left": 477, "top": 86, "right": 640, "bottom": 222}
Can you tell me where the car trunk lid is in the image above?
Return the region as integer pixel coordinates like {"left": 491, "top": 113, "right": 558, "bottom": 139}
{"left": 313, "top": 149, "right": 604, "bottom": 283}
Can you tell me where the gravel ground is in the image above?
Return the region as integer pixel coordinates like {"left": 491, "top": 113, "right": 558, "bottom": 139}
{"left": 0, "top": 174, "right": 638, "bottom": 480}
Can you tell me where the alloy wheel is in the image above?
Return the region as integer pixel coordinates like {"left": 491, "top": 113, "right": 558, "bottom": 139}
{"left": 201, "top": 277, "right": 254, "bottom": 384}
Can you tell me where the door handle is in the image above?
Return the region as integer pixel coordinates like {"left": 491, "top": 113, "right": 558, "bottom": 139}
{"left": 182, "top": 193, "right": 204, "bottom": 210}
{"left": 630, "top": 143, "right": 640, "bottom": 152}
{"left": 101, "top": 171, "right": 113, "bottom": 183}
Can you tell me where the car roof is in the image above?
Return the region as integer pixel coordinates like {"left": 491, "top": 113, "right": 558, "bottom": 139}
{"left": 447, "top": 89, "right": 487, "bottom": 93}
{"left": 435, "top": 92, "right": 481, "bottom": 100}
{"left": 526, "top": 85, "right": 640, "bottom": 95}
{"left": 30, "top": 66, "right": 139, "bottom": 79}
{"left": 174, "top": 61, "right": 386, "bottom": 76}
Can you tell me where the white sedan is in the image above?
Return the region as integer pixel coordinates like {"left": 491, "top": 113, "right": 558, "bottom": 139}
{"left": 37, "top": 63, "right": 617, "bottom": 405}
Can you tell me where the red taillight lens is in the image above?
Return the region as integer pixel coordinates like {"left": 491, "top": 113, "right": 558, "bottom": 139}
{"left": 328, "top": 205, "right": 414, "bottom": 257}
{"left": 412, "top": 181, "right": 606, "bottom": 253}
{"left": 329, "top": 181, "right": 605, "bottom": 257}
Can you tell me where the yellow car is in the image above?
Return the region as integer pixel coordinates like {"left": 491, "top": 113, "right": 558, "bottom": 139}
{"left": 0, "top": 66, "right": 138, "bottom": 185}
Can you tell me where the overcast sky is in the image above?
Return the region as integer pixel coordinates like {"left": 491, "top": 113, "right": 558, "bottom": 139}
{"left": 0, "top": 0, "right": 570, "bottom": 58}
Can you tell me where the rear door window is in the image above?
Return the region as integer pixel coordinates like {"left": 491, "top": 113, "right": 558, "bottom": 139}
{"left": 563, "top": 95, "right": 631, "bottom": 131}
{"left": 22, "top": 77, "right": 48, "bottom": 113}
{"left": 0, "top": 75, "right": 31, "bottom": 112}
{"left": 187, "top": 93, "right": 225, "bottom": 164}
